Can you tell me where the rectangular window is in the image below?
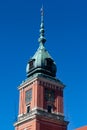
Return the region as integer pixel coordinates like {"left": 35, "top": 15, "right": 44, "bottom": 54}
{"left": 29, "top": 59, "right": 35, "bottom": 70}
{"left": 47, "top": 105, "right": 52, "bottom": 113}
{"left": 25, "top": 89, "right": 32, "bottom": 103}
{"left": 29, "top": 61, "right": 33, "bottom": 69}
{"left": 45, "top": 58, "right": 53, "bottom": 71}
{"left": 27, "top": 106, "right": 30, "bottom": 113}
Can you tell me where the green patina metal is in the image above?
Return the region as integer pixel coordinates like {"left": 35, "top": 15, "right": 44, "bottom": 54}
{"left": 26, "top": 7, "right": 57, "bottom": 78}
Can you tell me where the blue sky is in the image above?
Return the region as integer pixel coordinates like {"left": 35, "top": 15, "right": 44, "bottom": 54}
{"left": 0, "top": 0, "right": 87, "bottom": 129}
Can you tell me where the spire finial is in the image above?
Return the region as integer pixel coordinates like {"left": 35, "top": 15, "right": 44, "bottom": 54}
{"left": 38, "top": 6, "right": 46, "bottom": 45}
{"left": 41, "top": 5, "right": 44, "bottom": 22}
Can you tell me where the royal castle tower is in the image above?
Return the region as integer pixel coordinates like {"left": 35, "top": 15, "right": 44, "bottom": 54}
{"left": 14, "top": 7, "right": 68, "bottom": 130}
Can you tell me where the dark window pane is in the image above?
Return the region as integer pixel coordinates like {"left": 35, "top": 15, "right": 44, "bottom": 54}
{"left": 27, "top": 106, "right": 30, "bottom": 113}
{"left": 48, "top": 105, "right": 52, "bottom": 113}
{"left": 45, "top": 58, "right": 53, "bottom": 70}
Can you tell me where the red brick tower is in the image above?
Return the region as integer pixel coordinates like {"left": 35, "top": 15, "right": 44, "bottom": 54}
{"left": 14, "top": 7, "right": 68, "bottom": 130}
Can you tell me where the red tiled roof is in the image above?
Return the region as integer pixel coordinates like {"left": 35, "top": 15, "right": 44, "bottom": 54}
{"left": 76, "top": 126, "right": 87, "bottom": 130}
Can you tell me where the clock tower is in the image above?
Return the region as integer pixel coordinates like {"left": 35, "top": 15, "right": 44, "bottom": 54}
{"left": 14, "top": 7, "right": 68, "bottom": 130}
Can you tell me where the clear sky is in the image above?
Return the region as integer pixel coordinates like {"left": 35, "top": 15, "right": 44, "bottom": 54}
{"left": 0, "top": 0, "right": 87, "bottom": 130}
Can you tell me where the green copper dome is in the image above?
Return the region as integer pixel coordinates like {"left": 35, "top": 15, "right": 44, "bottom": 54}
{"left": 26, "top": 7, "right": 57, "bottom": 78}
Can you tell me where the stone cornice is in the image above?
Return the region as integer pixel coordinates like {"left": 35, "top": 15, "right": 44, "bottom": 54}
{"left": 14, "top": 108, "right": 68, "bottom": 127}
{"left": 18, "top": 73, "right": 65, "bottom": 90}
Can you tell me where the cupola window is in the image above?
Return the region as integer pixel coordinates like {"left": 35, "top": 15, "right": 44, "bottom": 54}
{"left": 45, "top": 58, "right": 53, "bottom": 70}
{"left": 29, "top": 59, "right": 35, "bottom": 70}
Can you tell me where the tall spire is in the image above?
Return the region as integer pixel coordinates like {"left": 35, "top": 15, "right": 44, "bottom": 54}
{"left": 38, "top": 6, "right": 46, "bottom": 45}
{"left": 26, "top": 5, "right": 57, "bottom": 78}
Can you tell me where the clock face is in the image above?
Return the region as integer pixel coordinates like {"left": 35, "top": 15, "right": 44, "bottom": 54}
{"left": 25, "top": 89, "right": 32, "bottom": 103}
{"left": 45, "top": 88, "right": 55, "bottom": 102}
